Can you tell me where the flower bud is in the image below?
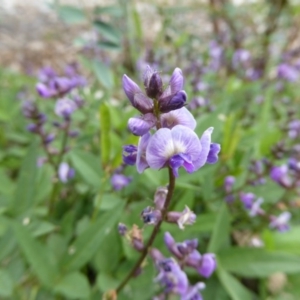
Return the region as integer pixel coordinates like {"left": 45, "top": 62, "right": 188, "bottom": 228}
{"left": 145, "top": 71, "right": 163, "bottom": 99}
{"left": 118, "top": 223, "right": 127, "bottom": 236}
{"left": 27, "top": 123, "right": 39, "bottom": 133}
{"left": 159, "top": 90, "right": 187, "bottom": 113}
{"left": 122, "top": 145, "right": 137, "bottom": 165}
{"left": 127, "top": 114, "right": 155, "bottom": 136}
{"left": 141, "top": 207, "right": 162, "bottom": 225}
{"left": 166, "top": 206, "right": 196, "bottom": 230}
{"left": 154, "top": 186, "right": 168, "bottom": 210}
{"left": 197, "top": 253, "right": 217, "bottom": 278}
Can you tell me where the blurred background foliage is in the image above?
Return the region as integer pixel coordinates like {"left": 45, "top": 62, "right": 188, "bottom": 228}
{"left": 0, "top": 0, "right": 300, "bottom": 299}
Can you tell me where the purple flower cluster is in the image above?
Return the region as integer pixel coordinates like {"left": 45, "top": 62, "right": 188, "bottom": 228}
{"left": 23, "top": 64, "right": 86, "bottom": 183}
{"left": 36, "top": 64, "right": 86, "bottom": 99}
{"left": 149, "top": 232, "right": 216, "bottom": 299}
{"left": 122, "top": 66, "right": 221, "bottom": 177}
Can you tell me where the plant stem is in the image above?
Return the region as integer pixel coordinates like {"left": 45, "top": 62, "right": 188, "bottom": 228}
{"left": 116, "top": 167, "right": 176, "bottom": 294}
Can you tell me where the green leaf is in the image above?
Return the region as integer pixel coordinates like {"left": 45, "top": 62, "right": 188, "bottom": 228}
{"left": 265, "top": 226, "right": 300, "bottom": 255}
{"left": 62, "top": 203, "right": 124, "bottom": 272}
{"left": 99, "top": 103, "right": 111, "bottom": 166}
{"left": 98, "top": 41, "right": 121, "bottom": 51}
{"left": 58, "top": 6, "right": 86, "bottom": 24}
{"left": 94, "top": 20, "right": 121, "bottom": 43}
{"left": 93, "top": 60, "right": 114, "bottom": 89}
{"left": 94, "top": 5, "right": 124, "bottom": 17}
{"left": 13, "top": 222, "right": 57, "bottom": 287}
{"left": 70, "top": 149, "right": 102, "bottom": 189}
{"left": 11, "top": 142, "right": 38, "bottom": 214}
{"left": 54, "top": 272, "right": 90, "bottom": 299}
{"left": 217, "top": 263, "right": 254, "bottom": 300}
{"left": 0, "top": 269, "right": 13, "bottom": 297}
{"left": 219, "top": 247, "right": 300, "bottom": 277}
{"left": 208, "top": 203, "right": 230, "bottom": 253}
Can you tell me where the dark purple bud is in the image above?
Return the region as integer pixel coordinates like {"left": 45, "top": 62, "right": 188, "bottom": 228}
{"left": 122, "top": 145, "right": 137, "bottom": 165}
{"left": 143, "top": 66, "right": 163, "bottom": 98}
{"left": 22, "top": 101, "right": 37, "bottom": 118}
{"left": 159, "top": 90, "right": 187, "bottom": 113}
{"left": 27, "top": 123, "right": 39, "bottom": 133}
{"left": 118, "top": 223, "right": 127, "bottom": 236}
{"left": 206, "top": 143, "right": 221, "bottom": 164}
{"left": 37, "top": 113, "right": 47, "bottom": 125}
{"left": 44, "top": 133, "right": 55, "bottom": 144}
{"left": 240, "top": 192, "right": 255, "bottom": 209}
{"left": 197, "top": 253, "right": 217, "bottom": 278}
{"left": 225, "top": 194, "right": 235, "bottom": 203}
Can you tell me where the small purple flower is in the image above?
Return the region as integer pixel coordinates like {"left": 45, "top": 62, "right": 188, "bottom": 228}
{"left": 224, "top": 176, "right": 235, "bottom": 193}
{"left": 155, "top": 259, "right": 189, "bottom": 296}
{"left": 181, "top": 282, "right": 205, "bottom": 300}
{"left": 197, "top": 253, "right": 217, "bottom": 278}
{"left": 36, "top": 82, "right": 56, "bottom": 98}
{"left": 111, "top": 174, "right": 132, "bottom": 191}
{"left": 270, "top": 165, "right": 292, "bottom": 188}
{"left": 288, "top": 120, "right": 300, "bottom": 139}
{"left": 55, "top": 98, "right": 77, "bottom": 118}
{"left": 58, "top": 162, "right": 75, "bottom": 183}
{"left": 277, "top": 63, "right": 299, "bottom": 82}
{"left": 232, "top": 49, "right": 251, "bottom": 69}
{"left": 269, "top": 212, "right": 291, "bottom": 232}
{"left": 249, "top": 198, "right": 264, "bottom": 217}
{"left": 146, "top": 125, "right": 213, "bottom": 177}
{"left": 141, "top": 207, "right": 162, "bottom": 225}
{"left": 118, "top": 223, "right": 127, "bottom": 236}
{"left": 240, "top": 192, "right": 255, "bottom": 209}
{"left": 122, "top": 145, "right": 138, "bottom": 165}
{"left": 167, "top": 206, "right": 196, "bottom": 230}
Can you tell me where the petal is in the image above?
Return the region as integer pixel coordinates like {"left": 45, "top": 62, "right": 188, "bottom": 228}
{"left": 146, "top": 128, "right": 173, "bottom": 169}
{"left": 136, "top": 132, "right": 151, "bottom": 173}
{"left": 169, "top": 68, "right": 184, "bottom": 94}
{"left": 171, "top": 125, "right": 202, "bottom": 164}
{"left": 122, "top": 74, "right": 141, "bottom": 104}
{"left": 128, "top": 116, "right": 153, "bottom": 136}
{"left": 206, "top": 143, "right": 221, "bottom": 164}
{"left": 193, "top": 127, "right": 213, "bottom": 170}
{"left": 161, "top": 107, "right": 196, "bottom": 130}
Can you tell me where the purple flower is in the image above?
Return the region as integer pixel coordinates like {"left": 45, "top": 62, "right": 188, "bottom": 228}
{"left": 118, "top": 223, "right": 127, "bottom": 236}
{"left": 197, "top": 253, "right": 216, "bottom": 278}
{"left": 269, "top": 212, "right": 291, "bottom": 232}
{"left": 240, "top": 192, "right": 255, "bottom": 209}
{"left": 122, "top": 145, "right": 138, "bottom": 165}
{"left": 155, "top": 259, "right": 189, "bottom": 296}
{"left": 141, "top": 207, "right": 162, "bottom": 225}
{"left": 161, "top": 107, "right": 196, "bottom": 130}
{"left": 123, "top": 67, "right": 186, "bottom": 114}
{"left": 288, "top": 120, "right": 300, "bottom": 139}
{"left": 181, "top": 283, "right": 205, "bottom": 300}
{"left": 122, "top": 75, "right": 154, "bottom": 114}
{"left": 166, "top": 206, "right": 196, "bottom": 230}
{"left": 270, "top": 165, "right": 292, "bottom": 188}
{"left": 111, "top": 174, "right": 132, "bottom": 191}
{"left": 224, "top": 176, "right": 235, "bottom": 193}
{"left": 55, "top": 98, "right": 77, "bottom": 118}
{"left": 36, "top": 82, "right": 56, "bottom": 98}
{"left": 232, "top": 49, "right": 251, "bottom": 69}
{"left": 146, "top": 125, "right": 213, "bottom": 177}
{"left": 127, "top": 113, "right": 156, "bottom": 136}
{"left": 58, "top": 162, "right": 75, "bottom": 183}
{"left": 206, "top": 143, "right": 221, "bottom": 164}
{"left": 249, "top": 198, "right": 264, "bottom": 217}
{"left": 277, "top": 63, "right": 299, "bottom": 82}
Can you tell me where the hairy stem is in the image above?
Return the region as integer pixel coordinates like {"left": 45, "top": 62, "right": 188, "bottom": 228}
{"left": 116, "top": 167, "right": 176, "bottom": 294}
